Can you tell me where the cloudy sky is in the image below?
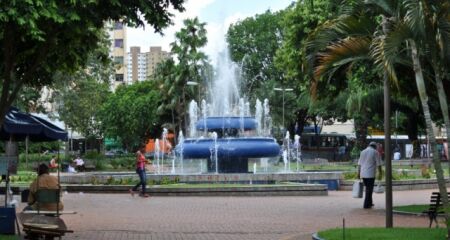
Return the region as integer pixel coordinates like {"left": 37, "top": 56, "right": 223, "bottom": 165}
{"left": 127, "top": 0, "right": 293, "bottom": 63}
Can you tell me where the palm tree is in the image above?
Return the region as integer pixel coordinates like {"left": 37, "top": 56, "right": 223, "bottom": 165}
{"left": 168, "top": 17, "right": 208, "bottom": 133}
{"left": 306, "top": 0, "right": 450, "bottom": 232}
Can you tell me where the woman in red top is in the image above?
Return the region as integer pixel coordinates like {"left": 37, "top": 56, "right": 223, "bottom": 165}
{"left": 130, "top": 149, "right": 149, "bottom": 197}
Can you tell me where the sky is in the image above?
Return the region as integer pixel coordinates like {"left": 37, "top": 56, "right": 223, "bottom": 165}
{"left": 127, "top": 0, "right": 293, "bottom": 64}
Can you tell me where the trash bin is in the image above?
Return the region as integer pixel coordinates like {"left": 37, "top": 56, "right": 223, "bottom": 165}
{"left": 0, "top": 207, "right": 16, "bottom": 234}
{"left": 21, "top": 189, "right": 30, "bottom": 203}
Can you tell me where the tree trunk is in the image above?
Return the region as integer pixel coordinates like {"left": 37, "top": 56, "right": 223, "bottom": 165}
{"left": 405, "top": 111, "right": 420, "bottom": 158}
{"left": 434, "top": 70, "right": 450, "bottom": 172}
{"left": 354, "top": 116, "right": 368, "bottom": 151}
{"left": 410, "top": 41, "right": 449, "bottom": 227}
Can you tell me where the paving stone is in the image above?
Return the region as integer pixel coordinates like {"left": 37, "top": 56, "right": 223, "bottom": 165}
{"left": 10, "top": 189, "right": 438, "bottom": 240}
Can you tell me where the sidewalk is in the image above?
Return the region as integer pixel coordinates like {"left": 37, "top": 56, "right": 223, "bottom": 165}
{"left": 12, "top": 189, "right": 434, "bottom": 240}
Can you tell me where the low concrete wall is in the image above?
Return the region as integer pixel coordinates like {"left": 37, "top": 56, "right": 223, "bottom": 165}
{"left": 63, "top": 184, "right": 328, "bottom": 196}
{"left": 340, "top": 179, "right": 449, "bottom": 191}
{"left": 59, "top": 172, "right": 342, "bottom": 183}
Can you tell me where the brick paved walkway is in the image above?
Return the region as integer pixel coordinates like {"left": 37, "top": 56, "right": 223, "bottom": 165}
{"left": 12, "top": 189, "right": 434, "bottom": 240}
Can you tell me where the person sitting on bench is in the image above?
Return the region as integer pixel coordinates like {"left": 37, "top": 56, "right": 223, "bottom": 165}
{"left": 73, "top": 156, "right": 85, "bottom": 172}
{"left": 25, "top": 163, "right": 64, "bottom": 211}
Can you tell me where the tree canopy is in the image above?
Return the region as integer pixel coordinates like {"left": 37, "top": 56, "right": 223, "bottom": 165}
{"left": 0, "top": 0, "right": 185, "bottom": 125}
{"left": 98, "top": 81, "right": 163, "bottom": 151}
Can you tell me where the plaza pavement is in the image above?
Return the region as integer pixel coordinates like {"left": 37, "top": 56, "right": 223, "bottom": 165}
{"left": 12, "top": 189, "right": 436, "bottom": 240}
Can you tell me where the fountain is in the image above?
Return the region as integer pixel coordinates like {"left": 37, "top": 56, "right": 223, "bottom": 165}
{"left": 175, "top": 51, "right": 280, "bottom": 173}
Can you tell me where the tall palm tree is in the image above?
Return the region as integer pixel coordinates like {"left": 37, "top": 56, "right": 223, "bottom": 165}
{"left": 169, "top": 17, "right": 208, "bottom": 133}
{"left": 306, "top": 0, "right": 450, "bottom": 232}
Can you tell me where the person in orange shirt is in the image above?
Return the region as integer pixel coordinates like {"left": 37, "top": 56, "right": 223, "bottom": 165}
{"left": 130, "top": 149, "right": 150, "bottom": 198}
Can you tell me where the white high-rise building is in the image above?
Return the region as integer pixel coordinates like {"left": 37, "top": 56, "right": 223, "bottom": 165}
{"left": 127, "top": 46, "right": 170, "bottom": 82}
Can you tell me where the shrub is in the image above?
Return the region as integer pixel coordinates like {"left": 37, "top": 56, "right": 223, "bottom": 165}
{"left": 85, "top": 150, "right": 102, "bottom": 160}
{"left": 421, "top": 166, "right": 431, "bottom": 179}
{"left": 110, "top": 158, "right": 122, "bottom": 169}
{"left": 343, "top": 172, "right": 358, "bottom": 180}
{"left": 94, "top": 159, "right": 106, "bottom": 171}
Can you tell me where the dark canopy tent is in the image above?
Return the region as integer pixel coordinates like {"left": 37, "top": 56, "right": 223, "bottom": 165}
{"left": 0, "top": 108, "right": 68, "bottom": 234}
{"left": 0, "top": 107, "right": 67, "bottom": 142}
{"left": 0, "top": 107, "right": 67, "bottom": 209}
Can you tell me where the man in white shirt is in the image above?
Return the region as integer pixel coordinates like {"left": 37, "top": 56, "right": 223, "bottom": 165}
{"left": 73, "top": 156, "right": 85, "bottom": 172}
{"left": 357, "top": 142, "right": 383, "bottom": 209}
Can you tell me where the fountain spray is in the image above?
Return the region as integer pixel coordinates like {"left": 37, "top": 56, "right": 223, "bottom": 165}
{"left": 162, "top": 128, "right": 168, "bottom": 173}
{"left": 155, "top": 139, "right": 160, "bottom": 174}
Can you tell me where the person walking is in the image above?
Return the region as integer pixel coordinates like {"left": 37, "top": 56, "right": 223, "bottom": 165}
{"left": 130, "top": 149, "right": 150, "bottom": 198}
{"left": 357, "top": 142, "right": 383, "bottom": 209}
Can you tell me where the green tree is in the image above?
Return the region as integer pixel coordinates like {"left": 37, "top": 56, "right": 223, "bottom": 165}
{"left": 306, "top": 0, "right": 450, "bottom": 232}
{"left": 227, "top": 10, "right": 287, "bottom": 97}
{"left": 0, "top": 0, "right": 185, "bottom": 125}
{"left": 274, "top": 0, "right": 348, "bottom": 134}
{"left": 226, "top": 9, "right": 301, "bottom": 131}
{"left": 52, "top": 30, "right": 112, "bottom": 145}
{"left": 158, "top": 17, "right": 208, "bottom": 133}
{"left": 98, "top": 81, "right": 162, "bottom": 151}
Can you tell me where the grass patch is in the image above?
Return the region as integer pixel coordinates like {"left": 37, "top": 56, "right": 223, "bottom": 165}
{"left": 393, "top": 205, "right": 429, "bottom": 214}
{"left": 318, "top": 227, "right": 445, "bottom": 240}
{"left": 0, "top": 235, "right": 19, "bottom": 240}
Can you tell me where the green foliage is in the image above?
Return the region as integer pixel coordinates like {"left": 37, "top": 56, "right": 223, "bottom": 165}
{"left": 94, "top": 160, "right": 106, "bottom": 171}
{"left": 98, "top": 80, "right": 164, "bottom": 151}
{"left": 158, "top": 176, "right": 180, "bottom": 185}
{"left": 319, "top": 227, "right": 446, "bottom": 240}
{"left": 110, "top": 158, "right": 122, "bottom": 169}
{"left": 421, "top": 167, "right": 431, "bottom": 179}
{"left": 0, "top": 0, "right": 185, "bottom": 126}
{"left": 9, "top": 171, "right": 36, "bottom": 183}
{"left": 19, "top": 153, "right": 52, "bottom": 164}
{"left": 53, "top": 50, "right": 112, "bottom": 140}
{"left": 154, "top": 17, "right": 209, "bottom": 133}
{"left": 105, "top": 176, "right": 114, "bottom": 185}
{"left": 227, "top": 10, "right": 286, "bottom": 100}
{"left": 84, "top": 150, "right": 102, "bottom": 160}
{"left": 90, "top": 176, "right": 99, "bottom": 185}
{"left": 343, "top": 171, "right": 358, "bottom": 180}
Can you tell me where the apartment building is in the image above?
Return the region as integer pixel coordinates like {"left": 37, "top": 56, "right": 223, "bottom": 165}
{"left": 109, "top": 21, "right": 128, "bottom": 89}
{"left": 127, "top": 46, "right": 170, "bottom": 82}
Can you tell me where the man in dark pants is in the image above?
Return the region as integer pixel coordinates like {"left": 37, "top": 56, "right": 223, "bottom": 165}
{"left": 357, "top": 142, "right": 383, "bottom": 209}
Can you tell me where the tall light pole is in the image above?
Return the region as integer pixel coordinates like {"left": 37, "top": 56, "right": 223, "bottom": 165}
{"left": 187, "top": 81, "right": 200, "bottom": 104}
{"left": 274, "top": 87, "right": 293, "bottom": 130}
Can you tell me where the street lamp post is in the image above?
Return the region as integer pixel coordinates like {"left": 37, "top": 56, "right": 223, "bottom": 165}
{"left": 186, "top": 81, "right": 200, "bottom": 104}
{"left": 274, "top": 87, "right": 293, "bottom": 130}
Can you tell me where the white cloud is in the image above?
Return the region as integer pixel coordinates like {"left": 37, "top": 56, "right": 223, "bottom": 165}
{"left": 127, "top": 0, "right": 215, "bottom": 52}
{"left": 127, "top": 0, "right": 292, "bottom": 64}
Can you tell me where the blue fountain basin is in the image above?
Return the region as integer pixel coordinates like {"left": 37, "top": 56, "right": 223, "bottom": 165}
{"left": 177, "top": 138, "right": 280, "bottom": 159}
{"left": 196, "top": 117, "right": 257, "bottom": 131}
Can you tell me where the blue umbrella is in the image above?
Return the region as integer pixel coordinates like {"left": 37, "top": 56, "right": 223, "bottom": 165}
{"left": 0, "top": 107, "right": 67, "bottom": 142}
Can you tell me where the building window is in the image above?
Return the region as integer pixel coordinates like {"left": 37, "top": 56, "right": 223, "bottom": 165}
{"left": 114, "top": 22, "right": 123, "bottom": 30}
{"left": 114, "top": 56, "right": 124, "bottom": 65}
{"left": 114, "top": 39, "right": 124, "bottom": 48}
{"left": 115, "top": 74, "right": 124, "bottom": 82}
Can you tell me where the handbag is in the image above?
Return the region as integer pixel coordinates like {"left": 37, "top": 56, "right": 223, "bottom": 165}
{"left": 374, "top": 181, "right": 384, "bottom": 193}
{"left": 352, "top": 180, "right": 363, "bottom": 198}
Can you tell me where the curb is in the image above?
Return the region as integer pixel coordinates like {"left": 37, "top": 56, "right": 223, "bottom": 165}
{"left": 312, "top": 233, "right": 324, "bottom": 240}
{"left": 63, "top": 184, "right": 328, "bottom": 196}
{"left": 392, "top": 210, "right": 426, "bottom": 217}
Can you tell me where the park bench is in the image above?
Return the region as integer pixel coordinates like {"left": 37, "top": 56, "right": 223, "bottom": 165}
{"left": 423, "top": 192, "right": 450, "bottom": 228}
{"left": 83, "top": 160, "right": 96, "bottom": 171}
